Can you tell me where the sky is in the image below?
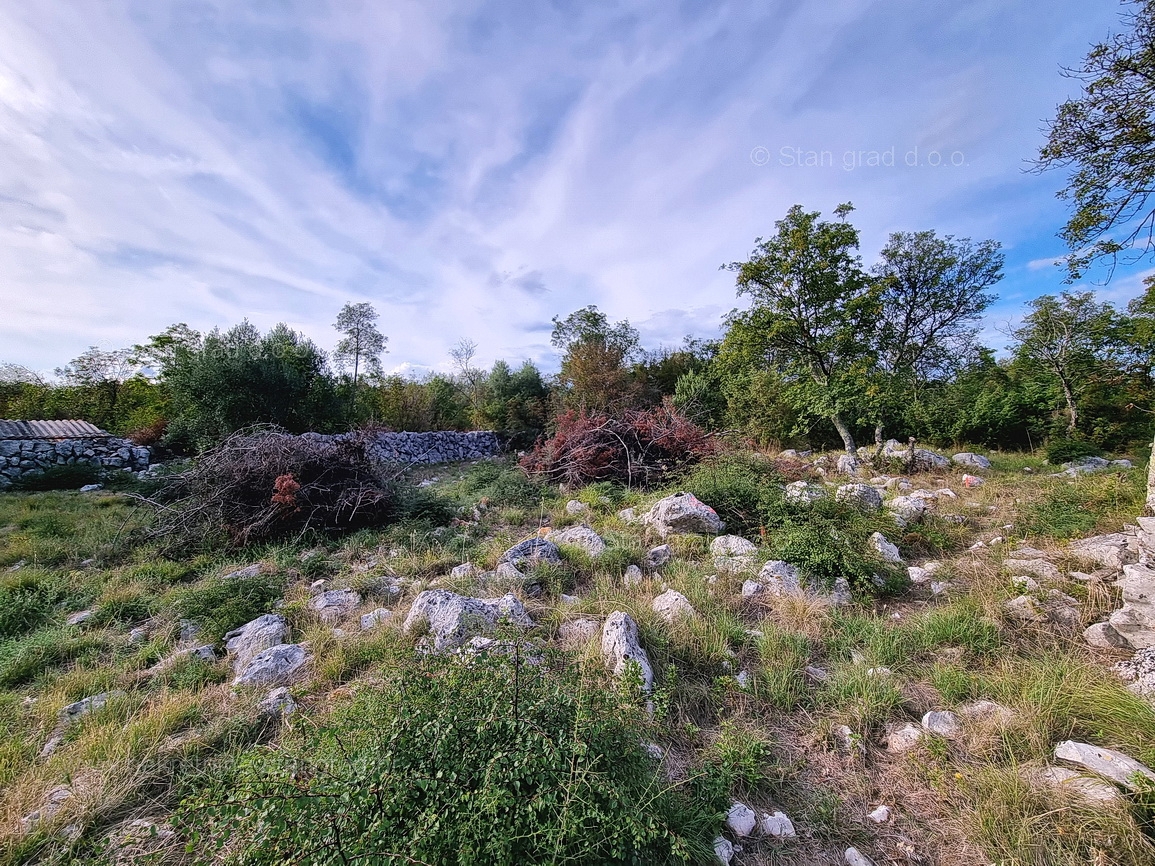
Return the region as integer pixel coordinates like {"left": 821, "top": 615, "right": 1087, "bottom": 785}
{"left": 0, "top": 0, "right": 1148, "bottom": 377}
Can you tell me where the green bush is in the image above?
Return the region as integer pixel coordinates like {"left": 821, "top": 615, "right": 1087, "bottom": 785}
{"left": 1044, "top": 437, "right": 1103, "bottom": 465}
{"left": 456, "top": 460, "right": 546, "bottom": 508}
{"left": 395, "top": 486, "right": 456, "bottom": 526}
{"left": 680, "top": 453, "right": 782, "bottom": 536}
{"left": 767, "top": 509, "right": 905, "bottom": 594}
{"left": 0, "top": 573, "right": 73, "bottom": 640}
{"left": 0, "top": 629, "right": 109, "bottom": 687}
{"left": 167, "top": 573, "right": 287, "bottom": 644}
{"left": 178, "top": 653, "right": 719, "bottom": 865}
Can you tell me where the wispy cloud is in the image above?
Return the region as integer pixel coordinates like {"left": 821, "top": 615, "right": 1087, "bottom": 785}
{"left": 0, "top": 0, "right": 1141, "bottom": 374}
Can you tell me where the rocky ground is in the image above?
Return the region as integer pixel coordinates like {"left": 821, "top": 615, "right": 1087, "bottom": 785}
{"left": 1, "top": 444, "right": 1154, "bottom": 865}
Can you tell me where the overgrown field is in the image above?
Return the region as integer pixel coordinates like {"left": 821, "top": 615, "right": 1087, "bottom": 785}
{"left": 0, "top": 448, "right": 1152, "bottom": 865}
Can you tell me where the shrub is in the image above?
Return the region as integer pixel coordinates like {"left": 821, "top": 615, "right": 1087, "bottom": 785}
{"left": 0, "top": 572, "right": 72, "bottom": 640}
{"left": 177, "top": 652, "right": 719, "bottom": 865}
{"left": 149, "top": 428, "right": 396, "bottom": 550}
{"left": 167, "top": 572, "right": 287, "bottom": 644}
{"left": 767, "top": 509, "right": 905, "bottom": 595}
{"left": 1044, "top": 436, "right": 1103, "bottom": 465}
{"left": 456, "top": 460, "right": 546, "bottom": 508}
{"left": 521, "top": 404, "right": 715, "bottom": 488}
{"left": 680, "top": 453, "right": 782, "bottom": 536}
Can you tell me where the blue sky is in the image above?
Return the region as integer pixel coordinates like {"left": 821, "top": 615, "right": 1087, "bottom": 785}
{"left": 0, "top": 0, "right": 1147, "bottom": 376}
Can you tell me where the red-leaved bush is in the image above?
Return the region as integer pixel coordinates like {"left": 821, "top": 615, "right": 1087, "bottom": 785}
{"left": 520, "top": 403, "right": 714, "bottom": 488}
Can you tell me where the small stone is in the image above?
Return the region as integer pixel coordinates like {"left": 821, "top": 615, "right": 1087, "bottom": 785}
{"left": 450, "top": 563, "right": 480, "bottom": 579}
{"left": 224, "top": 563, "right": 263, "bottom": 580}
{"left": 617, "top": 507, "right": 639, "bottom": 523}
{"left": 921, "top": 710, "right": 961, "bottom": 736}
{"left": 602, "top": 612, "right": 654, "bottom": 691}
{"left": 623, "top": 564, "right": 643, "bottom": 586}
{"left": 652, "top": 589, "right": 696, "bottom": 623}
{"left": 930, "top": 581, "right": 951, "bottom": 596}
{"left": 726, "top": 801, "right": 757, "bottom": 837}
{"left": 866, "top": 804, "right": 891, "bottom": 823}
{"left": 908, "top": 566, "right": 931, "bottom": 584}
{"left": 549, "top": 524, "right": 607, "bottom": 558}
{"left": 1054, "top": 740, "right": 1155, "bottom": 790}
{"left": 759, "top": 810, "right": 795, "bottom": 838}
{"left": 845, "top": 847, "right": 877, "bottom": 866}
{"left": 66, "top": 610, "right": 94, "bottom": 626}
{"left": 961, "top": 473, "right": 984, "bottom": 487}
{"left": 886, "top": 722, "right": 923, "bottom": 753}
{"left": 870, "top": 532, "right": 903, "bottom": 564}
{"left": 259, "top": 686, "right": 297, "bottom": 716}
{"left": 565, "top": 499, "right": 588, "bottom": 515}
{"left": 558, "top": 617, "right": 600, "bottom": 647}
{"left": 645, "top": 545, "right": 673, "bottom": 570}
{"left": 713, "top": 836, "right": 734, "bottom": 865}
{"left": 959, "top": 699, "right": 1015, "bottom": 725}
{"left": 1004, "top": 595, "right": 1047, "bottom": 622}
{"left": 642, "top": 492, "right": 725, "bottom": 537}
{"left": 360, "top": 608, "right": 393, "bottom": 630}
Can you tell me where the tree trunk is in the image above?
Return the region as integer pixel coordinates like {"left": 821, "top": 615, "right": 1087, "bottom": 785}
{"left": 832, "top": 412, "right": 859, "bottom": 472}
{"left": 1058, "top": 375, "right": 1078, "bottom": 433}
{"left": 1147, "top": 432, "right": 1155, "bottom": 516}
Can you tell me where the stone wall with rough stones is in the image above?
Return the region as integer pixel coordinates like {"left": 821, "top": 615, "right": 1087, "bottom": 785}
{"left": 305, "top": 430, "right": 504, "bottom": 466}
{"left": 0, "top": 437, "right": 151, "bottom": 489}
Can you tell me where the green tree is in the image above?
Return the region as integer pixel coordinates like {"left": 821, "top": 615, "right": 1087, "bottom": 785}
{"left": 475, "top": 360, "right": 550, "bottom": 448}
{"left": 550, "top": 305, "right": 642, "bottom": 413}
{"left": 724, "top": 203, "right": 877, "bottom": 467}
{"left": 1009, "top": 291, "right": 1121, "bottom": 434}
{"left": 333, "top": 302, "right": 388, "bottom": 395}
{"left": 1037, "top": 1, "right": 1155, "bottom": 279}
{"left": 54, "top": 346, "right": 138, "bottom": 426}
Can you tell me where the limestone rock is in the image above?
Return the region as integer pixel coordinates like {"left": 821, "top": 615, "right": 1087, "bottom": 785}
{"left": 1085, "top": 621, "right": 1130, "bottom": 649}
{"left": 564, "top": 499, "right": 588, "bottom": 515}
{"left": 952, "top": 452, "right": 991, "bottom": 470}
{"left": 259, "top": 686, "right": 297, "bottom": 717}
{"left": 1107, "top": 563, "right": 1155, "bottom": 648}
{"left": 617, "top": 507, "right": 639, "bottom": 523}
{"left": 845, "top": 847, "right": 877, "bottom": 866}
{"left": 921, "top": 710, "right": 961, "bottom": 736}
{"left": 886, "top": 722, "right": 923, "bottom": 753}
{"left": 888, "top": 495, "right": 927, "bottom": 527}
{"left": 711, "top": 535, "right": 758, "bottom": 574}
{"left": 548, "top": 524, "right": 607, "bottom": 558}
{"left": 1003, "top": 558, "right": 1062, "bottom": 582}
{"left": 870, "top": 532, "right": 903, "bottom": 564}
{"left": 403, "top": 590, "right": 534, "bottom": 652}
{"left": 881, "top": 439, "right": 950, "bottom": 471}
{"left": 1054, "top": 740, "right": 1155, "bottom": 790}
{"left": 224, "top": 614, "right": 291, "bottom": 671}
{"left": 450, "top": 562, "right": 480, "bottom": 579}
{"left": 1113, "top": 645, "right": 1155, "bottom": 696}
{"left": 360, "top": 608, "right": 393, "bottom": 630}
{"left": 66, "top": 610, "right": 94, "bottom": 626}
{"left": 1061, "top": 456, "right": 1111, "bottom": 474}
{"left": 499, "top": 537, "right": 561, "bottom": 566}
{"left": 601, "top": 611, "right": 654, "bottom": 691}
{"left": 713, "top": 836, "right": 734, "bottom": 865}
{"left": 726, "top": 802, "right": 757, "bottom": 837}
{"left": 645, "top": 544, "right": 673, "bottom": 570}
{"left": 309, "top": 589, "right": 362, "bottom": 623}
{"left": 866, "top": 805, "right": 891, "bottom": 823}
{"left": 652, "top": 589, "right": 696, "bottom": 623}
{"left": 642, "top": 492, "right": 725, "bottom": 536}
{"left": 959, "top": 699, "right": 1016, "bottom": 725}
{"left": 836, "top": 483, "right": 883, "bottom": 511}
{"left": 759, "top": 810, "right": 796, "bottom": 838}
{"left": 785, "top": 481, "right": 826, "bottom": 504}
{"left": 558, "top": 617, "right": 600, "bottom": 647}
{"left": 233, "top": 644, "right": 310, "bottom": 687}
{"left": 1070, "top": 533, "right": 1134, "bottom": 571}
{"left": 1027, "top": 764, "right": 1124, "bottom": 805}
{"left": 623, "top": 564, "right": 643, "bottom": 586}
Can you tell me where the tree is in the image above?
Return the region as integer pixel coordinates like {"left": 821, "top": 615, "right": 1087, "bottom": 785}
{"left": 1037, "top": 1, "right": 1155, "bottom": 279}
{"left": 1009, "top": 291, "right": 1120, "bottom": 434}
{"left": 54, "top": 346, "right": 137, "bottom": 422}
{"left": 131, "top": 323, "right": 203, "bottom": 378}
{"left": 550, "top": 305, "right": 641, "bottom": 413}
{"left": 333, "top": 303, "right": 388, "bottom": 393}
{"left": 724, "top": 203, "right": 877, "bottom": 466}
{"left": 869, "top": 231, "right": 1002, "bottom": 442}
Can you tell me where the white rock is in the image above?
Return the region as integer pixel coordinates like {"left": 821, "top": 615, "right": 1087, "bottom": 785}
{"left": 930, "top": 581, "right": 952, "bottom": 596}
{"left": 961, "top": 473, "right": 984, "bottom": 487}
{"left": 888, "top": 495, "right": 928, "bottom": 527}
{"left": 558, "top": 617, "right": 600, "bottom": 647}
{"left": 726, "top": 802, "right": 757, "bottom": 837}
{"left": 711, "top": 534, "right": 758, "bottom": 573}
{"left": 1054, "top": 740, "right": 1155, "bottom": 790}
{"left": 645, "top": 544, "right": 673, "bottom": 569}
{"left": 565, "top": 499, "right": 588, "bottom": 515}
{"left": 836, "top": 483, "right": 883, "bottom": 511}
{"left": 259, "top": 686, "right": 297, "bottom": 716}
{"left": 66, "top": 610, "right": 94, "bottom": 626}
{"left": 959, "top": 699, "right": 1015, "bottom": 725}
{"left": 601, "top": 611, "right": 654, "bottom": 691}
{"left": 1070, "top": 533, "right": 1134, "bottom": 571}
{"left": 1084, "top": 621, "right": 1130, "bottom": 648}
{"left": 735, "top": 670, "right": 751, "bottom": 689}
{"left": 870, "top": 532, "right": 903, "bottom": 564}
{"left": 785, "top": 481, "right": 826, "bottom": 504}
{"left": 652, "top": 589, "right": 696, "bottom": 623}
{"left": 1029, "top": 765, "right": 1123, "bottom": 804}
{"left": 866, "top": 804, "right": 891, "bottom": 823}
{"left": 886, "top": 723, "right": 923, "bottom": 753}
{"left": 233, "top": 644, "right": 310, "bottom": 687}
{"left": 224, "top": 614, "right": 291, "bottom": 671}
{"left": 623, "top": 564, "right": 644, "bottom": 586}
{"left": 360, "top": 608, "right": 393, "bottom": 630}
{"left": 908, "top": 566, "right": 931, "bottom": 584}
{"left": 921, "top": 710, "right": 961, "bottom": 736}
{"left": 758, "top": 810, "right": 796, "bottom": 838}
{"left": 549, "top": 523, "right": 607, "bottom": 557}
{"left": 713, "top": 836, "right": 734, "bottom": 865}
{"left": 952, "top": 452, "right": 991, "bottom": 470}
{"left": 403, "top": 590, "right": 534, "bottom": 652}
{"left": 1004, "top": 595, "right": 1047, "bottom": 622}
{"left": 642, "top": 492, "right": 725, "bottom": 537}
{"left": 1003, "top": 558, "right": 1062, "bottom": 582}
{"left": 616, "top": 507, "right": 639, "bottom": 523}
{"left": 450, "top": 562, "right": 480, "bottom": 579}
{"left": 309, "top": 589, "right": 362, "bottom": 623}
{"left": 845, "top": 847, "right": 877, "bottom": 866}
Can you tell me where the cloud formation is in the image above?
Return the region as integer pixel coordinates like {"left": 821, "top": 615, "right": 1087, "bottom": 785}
{"left": 0, "top": 0, "right": 1141, "bottom": 375}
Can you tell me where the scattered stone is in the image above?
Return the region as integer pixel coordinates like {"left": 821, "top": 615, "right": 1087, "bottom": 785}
{"left": 759, "top": 810, "right": 796, "bottom": 838}
{"left": 233, "top": 644, "right": 310, "bottom": 687}
{"left": 259, "top": 686, "right": 297, "bottom": 717}
{"left": 845, "top": 847, "right": 877, "bottom": 866}
{"left": 20, "top": 786, "right": 73, "bottom": 831}
{"left": 564, "top": 499, "right": 588, "bottom": 515}
{"left": 753, "top": 560, "right": 803, "bottom": 595}
{"left": 886, "top": 722, "right": 923, "bottom": 753}
{"left": 617, "top": 507, "right": 639, "bottom": 523}
{"left": 558, "top": 617, "right": 600, "bottom": 647}
{"left": 179, "top": 619, "right": 202, "bottom": 645}
{"left": 559, "top": 593, "right": 579, "bottom": 606}
{"left": 494, "top": 561, "right": 524, "bottom": 581}
{"left": 870, "top": 532, "right": 903, "bottom": 564}
{"left": 645, "top": 544, "right": 673, "bottom": 570}
{"left": 41, "top": 691, "right": 127, "bottom": 757}
{"left": 403, "top": 590, "right": 534, "bottom": 652}
{"left": 836, "top": 483, "right": 883, "bottom": 511}
{"left": 450, "top": 562, "right": 480, "bottom": 579}
{"left": 1027, "top": 764, "right": 1124, "bottom": 805}
{"left": 224, "top": 614, "right": 291, "bottom": 671}
{"left": 961, "top": 473, "right": 984, "bottom": 487}
{"left": 784, "top": 481, "right": 826, "bottom": 504}
{"left": 1061, "top": 456, "right": 1111, "bottom": 474}
{"left": 1085, "top": 622, "right": 1131, "bottom": 649}
{"left": 959, "top": 700, "right": 1016, "bottom": 725}
{"left": 66, "top": 610, "right": 93, "bottom": 626}
{"left": 309, "top": 589, "right": 362, "bottom": 623}
{"left": 711, "top": 535, "right": 758, "bottom": 574}
{"left": 1113, "top": 645, "right": 1155, "bottom": 695}
{"left": 309, "top": 579, "right": 328, "bottom": 592}
{"left": 921, "top": 710, "right": 961, "bottom": 736}
{"left": 1004, "top": 595, "right": 1047, "bottom": 623}
{"left": 881, "top": 439, "right": 950, "bottom": 471}
{"left": 642, "top": 742, "right": 665, "bottom": 761}
{"left": 735, "top": 669, "right": 751, "bottom": 689}
{"left": 79, "top": 483, "right": 103, "bottom": 492}
{"left": 652, "top": 589, "right": 696, "bottom": 623}
{"left": 1070, "top": 533, "right": 1134, "bottom": 571}
{"left": 128, "top": 627, "right": 147, "bottom": 644}
{"left": 223, "top": 563, "right": 263, "bottom": 580}
{"left": 805, "top": 665, "right": 830, "bottom": 683}
{"left": 832, "top": 724, "right": 863, "bottom": 754}
{"left": 106, "top": 817, "right": 176, "bottom": 859}
{"left": 1054, "top": 740, "right": 1155, "bottom": 790}
{"left": 1011, "top": 575, "right": 1041, "bottom": 592}
{"left": 623, "top": 564, "right": 644, "bottom": 586}
{"left": 499, "top": 537, "right": 562, "bottom": 567}
{"left": 932, "top": 580, "right": 952, "bottom": 595}
{"left": 713, "top": 836, "right": 734, "bottom": 865}
{"left": 726, "top": 802, "right": 757, "bottom": 837}
{"left": 866, "top": 805, "right": 891, "bottom": 824}
{"left": 360, "top": 608, "right": 393, "bottom": 630}
{"left": 601, "top": 611, "right": 654, "bottom": 691}
{"left": 908, "top": 566, "right": 931, "bottom": 584}
{"left": 888, "top": 495, "right": 928, "bottom": 527}
{"left": 952, "top": 452, "right": 992, "bottom": 470}
{"left": 1106, "top": 563, "right": 1155, "bottom": 648}
{"left": 642, "top": 492, "right": 725, "bottom": 537}
{"left": 837, "top": 453, "right": 859, "bottom": 474}
{"left": 1003, "top": 558, "right": 1062, "bottom": 582}
{"left": 549, "top": 524, "right": 606, "bottom": 558}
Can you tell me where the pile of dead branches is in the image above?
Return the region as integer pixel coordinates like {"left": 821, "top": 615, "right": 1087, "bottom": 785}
{"left": 146, "top": 427, "right": 395, "bottom": 550}
{"left": 520, "top": 404, "right": 715, "bottom": 489}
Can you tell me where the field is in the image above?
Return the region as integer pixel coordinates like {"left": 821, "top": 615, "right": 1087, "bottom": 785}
{"left": 0, "top": 448, "right": 1153, "bottom": 865}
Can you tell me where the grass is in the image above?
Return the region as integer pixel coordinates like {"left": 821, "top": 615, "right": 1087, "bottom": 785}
{"left": 0, "top": 451, "right": 1151, "bottom": 865}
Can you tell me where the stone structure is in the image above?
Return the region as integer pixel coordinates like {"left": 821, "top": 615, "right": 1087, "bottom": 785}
{"left": 0, "top": 420, "right": 150, "bottom": 489}
{"left": 305, "top": 429, "right": 503, "bottom": 466}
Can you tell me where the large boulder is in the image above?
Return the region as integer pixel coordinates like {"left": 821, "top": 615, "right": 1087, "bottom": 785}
{"left": 642, "top": 492, "right": 724, "bottom": 537}
{"left": 711, "top": 535, "right": 758, "bottom": 574}
{"left": 601, "top": 611, "right": 654, "bottom": 691}
{"left": 403, "top": 590, "right": 534, "bottom": 652}
{"left": 499, "top": 537, "right": 562, "bottom": 566}
{"left": 1105, "top": 564, "right": 1155, "bottom": 648}
{"left": 233, "top": 644, "right": 310, "bottom": 687}
{"left": 882, "top": 439, "right": 950, "bottom": 472}
{"left": 548, "top": 524, "right": 606, "bottom": 558}
{"left": 952, "top": 452, "right": 992, "bottom": 470}
{"left": 652, "top": 590, "right": 696, "bottom": 623}
{"left": 836, "top": 483, "right": 883, "bottom": 511}
{"left": 309, "top": 589, "right": 362, "bottom": 623}
{"left": 224, "top": 614, "right": 291, "bottom": 671}
{"left": 1069, "top": 533, "right": 1135, "bottom": 571}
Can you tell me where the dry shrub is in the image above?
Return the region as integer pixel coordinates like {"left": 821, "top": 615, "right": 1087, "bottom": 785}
{"left": 147, "top": 427, "right": 395, "bottom": 550}
{"left": 521, "top": 404, "right": 714, "bottom": 488}
{"left": 125, "top": 418, "right": 168, "bottom": 446}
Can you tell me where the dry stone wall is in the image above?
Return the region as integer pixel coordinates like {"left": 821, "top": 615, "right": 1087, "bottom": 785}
{"left": 0, "top": 437, "right": 151, "bottom": 489}
{"left": 305, "top": 430, "right": 503, "bottom": 466}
